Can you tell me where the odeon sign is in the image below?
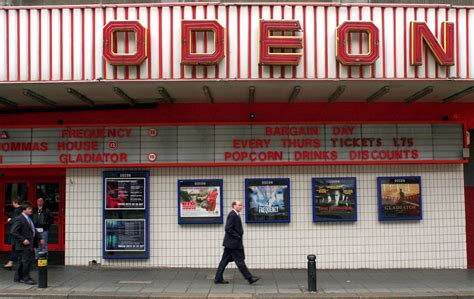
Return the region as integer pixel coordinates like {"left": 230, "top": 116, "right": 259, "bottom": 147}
{"left": 103, "top": 19, "right": 454, "bottom": 66}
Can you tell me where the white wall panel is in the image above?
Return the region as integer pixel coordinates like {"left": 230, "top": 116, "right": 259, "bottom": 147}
{"left": 0, "top": 4, "right": 473, "bottom": 82}
{"left": 66, "top": 164, "right": 466, "bottom": 269}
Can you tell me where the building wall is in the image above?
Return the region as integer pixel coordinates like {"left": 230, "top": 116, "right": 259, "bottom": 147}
{"left": 65, "top": 164, "right": 466, "bottom": 269}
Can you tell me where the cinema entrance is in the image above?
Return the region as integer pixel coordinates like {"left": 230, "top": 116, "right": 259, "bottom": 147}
{"left": 0, "top": 169, "right": 65, "bottom": 264}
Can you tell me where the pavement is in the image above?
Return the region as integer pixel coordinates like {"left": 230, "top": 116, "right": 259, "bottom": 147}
{"left": 0, "top": 266, "right": 472, "bottom": 298}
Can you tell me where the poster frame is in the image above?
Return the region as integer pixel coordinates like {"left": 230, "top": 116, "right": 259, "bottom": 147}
{"left": 312, "top": 177, "right": 358, "bottom": 222}
{"left": 104, "top": 219, "right": 147, "bottom": 252}
{"left": 377, "top": 176, "right": 423, "bottom": 221}
{"left": 177, "top": 179, "right": 224, "bottom": 225}
{"left": 244, "top": 178, "right": 291, "bottom": 224}
{"left": 102, "top": 170, "right": 149, "bottom": 259}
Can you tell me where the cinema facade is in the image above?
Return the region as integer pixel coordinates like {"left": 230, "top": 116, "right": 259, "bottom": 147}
{"left": 0, "top": 2, "right": 473, "bottom": 269}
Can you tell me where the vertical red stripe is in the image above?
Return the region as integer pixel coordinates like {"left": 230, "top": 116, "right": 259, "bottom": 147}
{"left": 113, "top": 8, "right": 117, "bottom": 80}
{"left": 370, "top": 7, "right": 375, "bottom": 78}
{"left": 414, "top": 8, "right": 419, "bottom": 78}
{"left": 92, "top": 9, "right": 96, "bottom": 80}
{"left": 393, "top": 8, "right": 397, "bottom": 78}
{"left": 158, "top": 7, "right": 162, "bottom": 79}
{"left": 424, "top": 9, "right": 428, "bottom": 78}
{"left": 347, "top": 8, "right": 352, "bottom": 79}
{"left": 204, "top": 6, "right": 208, "bottom": 79}
{"left": 102, "top": 8, "right": 107, "bottom": 80}
{"left": 81, "top": 8, "right": 85, "bottom": 81}
{"left": 292, "top": 6, "right": 296, "bottom": 79}
{"left": 314, "top": 6, "right": 318, "bottom": 78}
{"left": 237, "top": 6, "right": 241, "bottom": 79}
{"left": 435, "top": 9, "right": 439, "bottom": 78}
{"left": 303, "top": 6, "right": 307, "bottom": 79}
{"left": 403, "top": 8, "right": 407, "bottom": 78}
{"left": 445, "top": 9, "right": 449, "bottom": 78}
{"left": 147, "top": 7, "right": 151, "bottom": 79}
{"left": 170, "top": 7, "right": 174, "bottom": 79}
{"left": 215, "top": 5, "right": 219, "bottom": 79}
{"left": 27, "top": 9, "right": 31, "bottom": 81}
{"left": 359, "top": 6, "right": 363, "bottom": 78}
{"left": 49, "top": 9, "right": 52, "bottom": 80}
{"left": 6, "top": 11, "right": 9, "bottom": 81}
{"left": 269, "top": 6, "right": 274, "bottom": 78}
{"left": 247, "top": 6, "right": 251, "bottom": 79}
{"left": 281, "top": 6, "right": 285, "bottom": 79}
{"left": 136, "top": 8, "right": 141, "bottom": 79}
{"left": 381, "top": 7, "right": 386, "bottom": 78}
{"left": 257, "top": 6, "right": 262, "bottom": 78}
{"left": 225, "top": 6, "right": 229, "bottom": 79}
{"left": 456, "top": 9, "right": 460, "bottom": 78}
{"left": 125, "top": 8, "right": 129, "bottom": 80}
{"left": 335, "top": 7, "right": 340, "bottom": 79}
{"left": 466, "top": 9, "right": 470, "bottom": 78}
{"left": 39, "top": 9, "right": 42, "bottom": 80}
{"left": 17, "top": 10, "right": 21, "bottom": 80}
{"left": 190, "top": 7, "right": 194, "bottom": 79}
{"left": 324, "top": 6, "right": 328, "bottom": 79}
{"left": 71, "top": 9, "right": 74, "bottom": 80}
{"left": 60, "top": 9, "right": 63, "bottom": 81}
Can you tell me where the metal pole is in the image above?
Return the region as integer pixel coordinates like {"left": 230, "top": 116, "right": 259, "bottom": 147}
{"left": 37, "top": 251, "right": 48, "bottom": 288}
{"left": 307, "top": 254, "right": 317, "bottom": 292}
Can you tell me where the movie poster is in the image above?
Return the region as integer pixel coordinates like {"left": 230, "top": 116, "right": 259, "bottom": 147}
{"left": 105, "top": 219, "right": 146, "bottom": 252}
{"left": 178, "top": 179, "right": 223, "bottom": 224}
{"left": 377, "top": 176, "right": 422, "bottom": 221}
{"left": 105, "top": 176, "right": 146, "bottom": 209}
{"left": 312, "top": 177, "right": 357, "bottom": 222}
{"left": 245, "top": 178, "right": 290, "bottom": 223}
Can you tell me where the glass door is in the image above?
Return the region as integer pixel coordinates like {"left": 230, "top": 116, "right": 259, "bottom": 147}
{"left": 0, "top": 178, "right": 65, "bottom": 251}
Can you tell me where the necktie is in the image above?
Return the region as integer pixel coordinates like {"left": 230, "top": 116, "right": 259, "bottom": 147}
{"left": 26, "top": 216, "right": 35, "bottom": 233}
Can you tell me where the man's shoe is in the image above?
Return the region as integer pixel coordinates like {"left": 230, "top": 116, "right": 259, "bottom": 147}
{"left": 214, "top": 280, "right": 229, "bottom": 284}
{"left": 248, "top": 276, "right": 260, "bottom": 284}
{"left": 22, "top": 279, "right": 36, "bottom": 285}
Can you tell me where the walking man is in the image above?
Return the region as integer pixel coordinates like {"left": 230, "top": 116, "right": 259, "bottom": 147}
{"left": 215, "top": 200, "right": 260, "bottom": 284}
{"left": 11, "top": 202, "right": 43, "bottom": 285}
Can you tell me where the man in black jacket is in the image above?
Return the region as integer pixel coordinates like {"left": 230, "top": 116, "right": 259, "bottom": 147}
{"left": 214, "top": 200, "right": 260, "bottom": 284}
{"left": 11, "top": 202, "right": 43, "bottom": 285}
{"left": 32, "top": 197, "right": 53, "bottom": 257}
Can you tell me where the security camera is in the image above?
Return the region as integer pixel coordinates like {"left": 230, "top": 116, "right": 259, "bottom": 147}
{"left": 249, "top": 112, "right": 256, "bottom": 120}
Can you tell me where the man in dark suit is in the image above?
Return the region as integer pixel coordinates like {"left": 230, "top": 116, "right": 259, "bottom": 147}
{"left": 214, "top": 200, "right": 260, "bottom": 284}
{"left": 11, "top": 202, "right": 43, "bottom": 285}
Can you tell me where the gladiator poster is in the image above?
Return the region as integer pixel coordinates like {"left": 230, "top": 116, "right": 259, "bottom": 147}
{"left": 245, "top": 178, "right": 291, "bottom": 223}
{"left": 105, "top": 176, "right": 146, "bottom": 210}
{"left": 377, "top": 176, "right": 422, "bottom": 221}
{"left": 178, "top": 179, "right": 223, "bottom": 224}
{"left": 312, "top": 177, "right": 357, "bottom": 222}
{"left": 105, "top": 219, "right": 146, "bottom": 252}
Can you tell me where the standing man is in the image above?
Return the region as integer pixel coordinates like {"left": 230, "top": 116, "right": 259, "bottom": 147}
{"left": 32, "top": 197, "right": 53, "bottom": 257}
{"left": 11, "top": 202, "right": 43, "bottom": 285}
{"left": 214, "top": 200, "right": 260, "bottom": 284}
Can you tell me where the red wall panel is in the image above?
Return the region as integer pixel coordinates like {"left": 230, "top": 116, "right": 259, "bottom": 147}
{"left": 1, "top": 103, "right": 474, "bottom": 128}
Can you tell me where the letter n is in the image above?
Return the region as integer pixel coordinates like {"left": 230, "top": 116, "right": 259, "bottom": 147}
{"left": 259, "top": 20, "right": 303, "bottom": 65}
{"left": 336, "top": 21, "right": 379, "bottom": 65}
{"left": 410, "top": 21, "right": 454, "bottom": 66}
{"left": 103, "top": 21, "right": 148, "bottom": 65}
{"left": 181, "top": 20, "right": 225, "bottom": 65}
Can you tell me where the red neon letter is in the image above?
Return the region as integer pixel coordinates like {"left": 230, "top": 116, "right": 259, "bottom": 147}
{"left": 336, "top": 21, "right": 379, "bottom": 65}
{"left": 410, "top": 21, "right": 454, "bottom": 66}
{"left": 103, "top": 21, "right": 147, "bottom": 65}
{"left": 259, "top": 20, "right": 303, "bottom": 65}
{"left": 181, "top": 20, "right": 225, "bottom": 65}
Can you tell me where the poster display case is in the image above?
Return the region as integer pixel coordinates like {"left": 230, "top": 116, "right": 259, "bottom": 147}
{"left": 377, "top": 176, "right": 422, "bottom": 221}
{"left": 312, "top": 177, "right": 357, "bottom": 222}
{"left": 178, "top": 179, "right": 223, "bottom": 224}
{"left": 245, "top": 178, "right": 291, "bottom": 223}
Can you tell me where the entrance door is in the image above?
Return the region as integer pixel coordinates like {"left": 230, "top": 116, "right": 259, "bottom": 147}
{"left": 0, "top": 175, "right": 65, "bottom": 252}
